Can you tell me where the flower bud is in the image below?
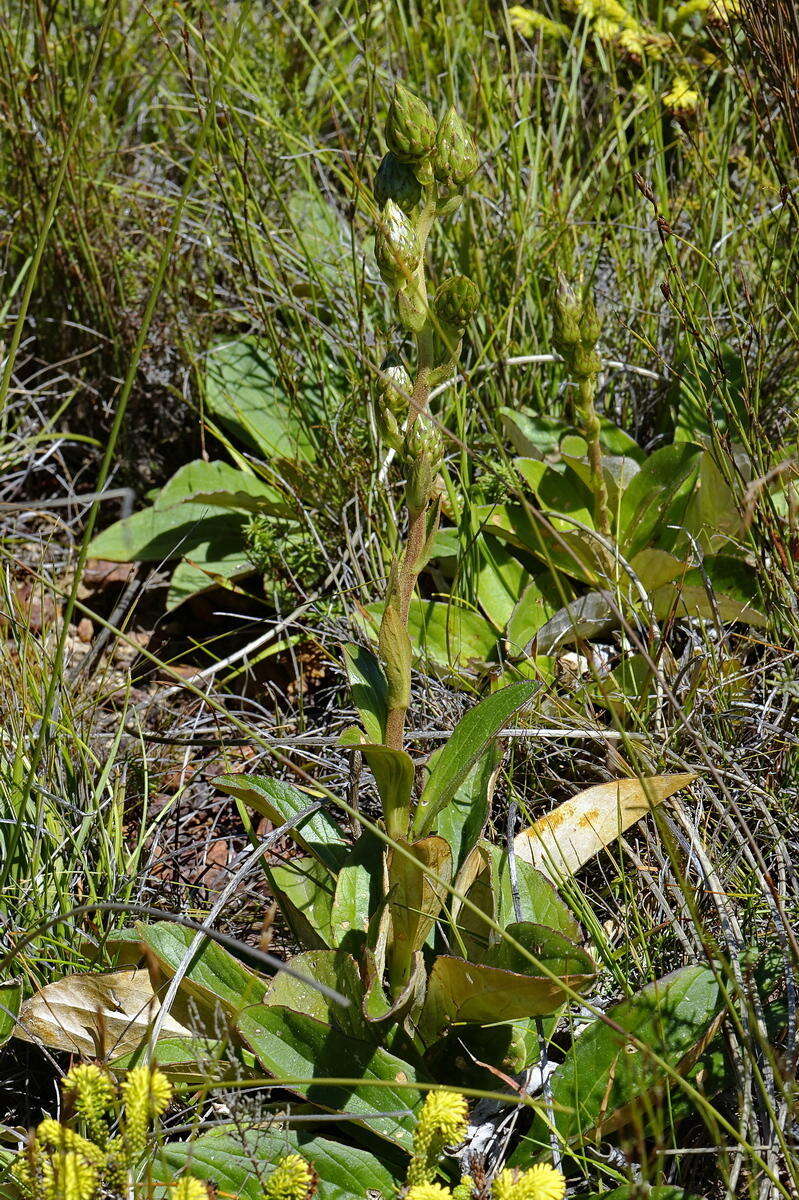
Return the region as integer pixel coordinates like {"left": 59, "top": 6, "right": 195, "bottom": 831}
{"left": 379, "top": 353, "right": 412, "bottom": 418}
{"left": 374, "top": 200, "right": 421, "bottom": 288}
{"left": 386, "top": 83, "right": 436, "bottom": 163}
{"left": 570, "top": 343, "right": 602, "bottom": 378}
{"left": 404, "top": 414, "right": 444, "bottom": 516}
{"left": 434, "top": 274, "right": 480, "bottom": 332}
{"left": 398, "top": 285, "right": 429, "bottom": 332}
{"left": 552, "top": 271, "right": 582, "bottom": 355}
{"left": 432, "top": 107, "right": 478, "bottom": 192}
{"left": 579, "top": 291, "right": 601, "bottom": 348}
{"left": 374, "top": 152, "right": 422, "bottom": 214}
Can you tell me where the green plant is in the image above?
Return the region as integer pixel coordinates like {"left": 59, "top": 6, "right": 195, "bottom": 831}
{"left": 7, "top": 86, "right": 740, "bottom": 1198}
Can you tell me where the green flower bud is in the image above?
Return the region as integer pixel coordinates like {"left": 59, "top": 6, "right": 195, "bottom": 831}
{"left": 434, "top": 274, "right": 480, "bottom": 332}
{"left": 552, "top": 271, "right": 582, "bottom": 355}
{"left": 380, "top": 353, "right": 412, "bottom": 418}
{"left": 579, "top": 291, "right": 602, "bottom": 348}
{"left": 374, "top": 152, "right": 422, "bottom": 214}
{"left": 570, "top": 343, "right": 602, "bottom": 378}
{"left": 433, "top": 106, "right": 478, "bottom": 192}
{"left": 404, "top": 414, "right": 444, "bottom": 516}
{"left": 398, "top": 284, "right": 429, "bottom": 332}
{"left": 374, "top": 199, "right": 421, "bottom": 288}
{"left": 386, "top": 83, "right": 437, "bottom": 163}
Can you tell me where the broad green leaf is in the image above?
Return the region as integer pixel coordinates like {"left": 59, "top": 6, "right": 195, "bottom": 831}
{"left": 156, "top": 460, "right": 288, "bottom": 513}
{"left": 330, "top": 833, "right": 384, "bottom": 949}
{"left": 480, "top": 922, "right": 594, "bottom": 978}
{"left": 477, "top": 504, "right": 603, "bottom": 586}
{"left": 0, "top": 977, "right": 21, "bottom": 1049}
{"left": 501, "top": 410, "right": 566, "bottom": 458}
{"left": 238, "top": 1004, "right": 424, "bottom": 1147}
{"left": 532, "top": 591, "right": 618, "bottom": 655}
{"left": 515, "top": 459, "right": 594, "bottom": 529}
{"left": 413, "top": 681, "right": 538, "bottom": 837}
{"left": 539, "top": 965, "right": 721, "bottom": 1142}
{"left": 435, "top": 743, "right": 502, "bottom": 873}
{"left": 388, "top": 836, "right": 452, "bottom": 985}
{"left": 157, "top": 1125, "right": 404, "bottom": 1200}
{"left": 680, "top": 453, "right": 744, "bottom": 552}
{"left": 359, "top": 742, "right": 415, "bottom": 842}
{"left": 475, "top": 535, "right": 529, "bottom": 630}
{"left": 514, "top": 775, "right": 697, "bottom": 881}
{"left": 133, "top": 922, "right": 266, "bottom": 1015}
{"left": 90, "top": 505, "right": 246, "bottom": 566}
{"left": 216, "top": 774, "right": 348, "bottom": 870}
{"left": 419, "top": 949, "right": 594, "bottom": 1042}
{"left": 265, "top": 950, "right": 365, "bottom": 1038}
{"left": 404, "top": 599, "right": 498, "bottom": 670}
{"left": 166, "top": 545, "right": 253, "bottom": 610}
{"left": 451, "top": 842, "right": 581, "bottom": 961}
{"left": 342, "top": 643, "right": 388, "bottom": 743}
{"left": 269, "top": 856, "right": 336, "bottom": 950}
{"left": 619, "top": 444, "right": 700, "bottom": 560}
{"left": 111, "top": 1034, "right": 236, "bottom": 1083}
{"left": 651, "top": 556, "right": 767, "bottom": 628}
{"left": 505, "top": 572, "right": 570, "bottom": 654}
{"left": 206, "top": 338, "right": 317, "bottom": 462}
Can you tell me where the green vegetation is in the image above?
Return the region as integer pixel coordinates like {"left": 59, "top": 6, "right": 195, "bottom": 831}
{"left": 1, "top": 1, "right": 799, "bottom": 1199}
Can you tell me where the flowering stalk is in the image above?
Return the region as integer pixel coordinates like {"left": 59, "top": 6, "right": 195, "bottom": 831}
{"left": 552, "top": 271, "right": 612, "bottom": 541}
{"left": 373, "top": 85, "right": 479, "bottom": 761}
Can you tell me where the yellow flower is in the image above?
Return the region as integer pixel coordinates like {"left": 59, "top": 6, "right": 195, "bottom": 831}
{"left": 708, "top": 0, "right": 740, "bottom": 23}
{"left": 63, "top": 1064, "right": 116, "bottom": 1133}
{"left": 407, "top": 1186, "right": 453, "bottom": 1200}
{"left": 593, "top": 16, "right": 621, "bottom": 40}
{"left": 263, "top": 1153, "right": 315, "bottom": 1200}
{"left": 406, "top": 1092, "right": 469, "bottom": 1187}
{"left": 174, "top": 1177, "right": 210, "bottom": 1200}
{"left": 42, "top": 1150, "right": 99, "bottom": 1200}
{"left": 35, "top": 1120, "right": 104, "bottom": 1166}
{"left": 508, "top": 6, "right": 570, "bottom": 38}
{"left": 120, "top": 1065, "right": 173, "bottom": 1162}
{"left": 662, "top": 76, "right": 700, "bottom": 114}
{"left": 672, "top": 0, "right": 710, "bottom": 22}
{"left": 493, "top": 1165, "right": 566, "bottom": 1200}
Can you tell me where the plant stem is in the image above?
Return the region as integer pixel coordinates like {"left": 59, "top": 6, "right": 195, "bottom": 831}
{"left": 578, "top": 373, "right": 612, "bottom": 539}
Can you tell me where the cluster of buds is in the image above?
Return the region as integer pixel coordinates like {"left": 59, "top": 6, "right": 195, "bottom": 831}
{"left": 371, "top": 84, "right": 481, "bottom": 755}
{"left": 552, "top": 271, "right": 602, "bottom": 380}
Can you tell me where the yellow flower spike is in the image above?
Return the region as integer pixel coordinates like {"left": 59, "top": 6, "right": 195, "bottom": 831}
{"left": 263, "top": 1153, "right": 315, "bottom": 1200}
{"left": 662, "top": 76, "right": 700, "bottom": 114}
{"left": 406, "top": 1091, "right": 469, "bottom": 1187}
{"left": 452, "top": 1177, "right": 475, "bottom": 1200}
{"left": 120, "top": 1065, "right": 173, "bottom": 1163}
{"left": 63, "top": 1063, "right": 116, "bottom": 1135}
{"left": 407, "top": 1186, "right": 454, "bottom": 1200}
{"left": 492, "top": 1165, "right": 566, "bottom": 1200}
{"left": 41, "top": 1150, "right": 99, "bottom": 1200}
{"left": 508, "top": 7, "right": 569, "bottom": 38}
{"left": 174, "top": 1177, "right": 211, "bottom": 1200}
{"left": 35, "top": 1119, "right": 105, "bottom": 1166}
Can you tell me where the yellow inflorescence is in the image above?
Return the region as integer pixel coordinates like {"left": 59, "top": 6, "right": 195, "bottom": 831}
{"left": 63, "top": 1064, "right": 116, "bottom": 1133}
{"left": 493, "top": 1165, "right": 566, "bottom": 1200}
{"left": 406, "top": 1091, "right": 469, "bottom": 1188}
{"left": 41, "top": 1150, "right": 99, "bottom": 1200}
{"left": 174, "top": 1176, "right": 211, "bottom": 1200}
{"left": 263, "top": 1153, "right": 315, "bottom": 1200}
{"left": 120, "top": 1065, "right": 173, "bottom": 1162}
{"left": 406, "top": 1185, "right": 454, "bottom": 1200}
{"left": 508, "top": 7, "right": 570, "bottom": 38}
{"left": 662, "top": 75, "right": 700, "bottom": 114}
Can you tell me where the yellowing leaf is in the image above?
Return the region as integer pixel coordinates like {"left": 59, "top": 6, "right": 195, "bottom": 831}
{"left": 15, "top": 968, "right": 192, "bottom": 1059}
{"left": 514, "top": 774, "right": 697, "bottom": 880}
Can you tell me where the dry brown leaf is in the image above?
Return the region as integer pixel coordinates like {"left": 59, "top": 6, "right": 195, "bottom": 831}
{"left": 15, "top": 967, "right": 191, "bottom": 1059}
{"left": 514, "top": 774, "right": 697, "bottom": 881}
